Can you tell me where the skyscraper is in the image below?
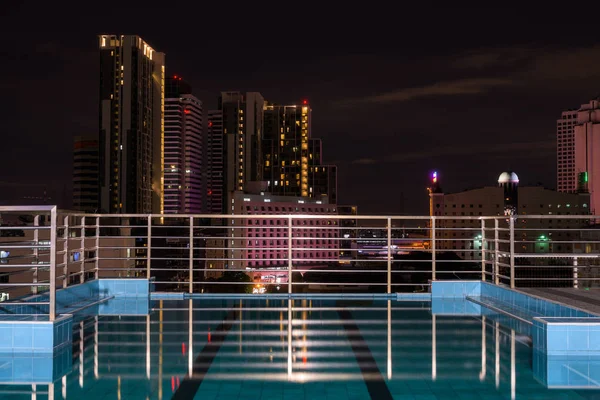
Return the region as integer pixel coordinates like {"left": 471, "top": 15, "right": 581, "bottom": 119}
{"left": 72, "top": 136, "right": 99, "bottom": 212}
{"left": 163, "top": 75, "right": 203, "bottom": 214}
{"left": 206, "top": 110, "right": 224, "bottom": 213}
{"left": 574, "top": 98, "right": 600, "bottom": 214}
{"left": 262, "top": 101, "right": 337, "bottom": 203}
{"left": 557, "top": 109, "right": 578, "bottom": 193}
{"left": 207, "top": 92, "right": 264, "bottom": 213}
{"left": 98, "top": 35, "right": 165, "bottom": 214}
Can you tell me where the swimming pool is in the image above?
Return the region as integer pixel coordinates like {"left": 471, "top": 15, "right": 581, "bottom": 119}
{"left": 0, "top": 298, "right": 598, "bottom": 399}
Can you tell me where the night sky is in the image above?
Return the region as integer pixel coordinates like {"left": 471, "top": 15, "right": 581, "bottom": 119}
{"left": 2, "top": 5, "right": 600, "bottom": 214}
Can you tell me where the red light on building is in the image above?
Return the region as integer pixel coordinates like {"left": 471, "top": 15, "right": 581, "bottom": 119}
{"left": 179, "top": 77, "right": 182, "bottom": 81}
{"left": 208, "top": 121, "right": 213, "bottom": 127}
{"left": 182, "top": 342, "right": 186, "bottom": 355}
{"left": 184, "top": 109, "right": 190, "bottom": 114}
{"left": 173, "top": 75, "right": 177, "bottom": 79}
{"left": 302, "top": 99, "right": 308, "bottom": 105}
{"left": 208, "top": 190, "right": 212, "bottom": 196}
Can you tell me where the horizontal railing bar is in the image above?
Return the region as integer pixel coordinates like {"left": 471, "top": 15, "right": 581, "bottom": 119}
{"left": 0, "top": 283, "right": 51, "bottom": 286}
{"left": 0, "top": 244, "right": 50, "bottom": 249}
{"left": 150, "top": 280, "right": 387, "bottom": 286}
{"left": 515, "top": 253, "right": 600, "bottom": 258}
{"left": 513, "top": 277, "right": 600, "bottom": 281}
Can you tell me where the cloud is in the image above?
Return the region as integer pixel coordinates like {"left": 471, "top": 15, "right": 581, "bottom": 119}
{"left": 452, "top": 45, "right": 600, "bottom": 82}
{"left": 340, "top": 78, "right": 513, "bottom": 105}
{"left": 352, "top": 158, "right": 377, "bottom": 165}
{"left": 351, "top": 141, "right": 554, "bottom": 165}
{"left": 452, "top": 48, "right": 530, "bottom": 69}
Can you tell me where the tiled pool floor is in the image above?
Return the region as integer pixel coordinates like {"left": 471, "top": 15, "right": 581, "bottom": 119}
{"left": 0, "top": 298, "right": 599, "bottom": 399}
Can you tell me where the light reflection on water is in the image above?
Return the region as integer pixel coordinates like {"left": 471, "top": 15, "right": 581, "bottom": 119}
{"left": 0, "top": 298, "right": 598, "bottom": 399}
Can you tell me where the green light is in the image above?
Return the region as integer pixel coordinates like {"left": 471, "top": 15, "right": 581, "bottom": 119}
{"left": 584, "top": 172, "right": 588, "bottom": 183}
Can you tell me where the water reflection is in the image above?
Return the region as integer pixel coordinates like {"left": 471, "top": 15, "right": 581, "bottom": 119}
{"left": 0, "top": 299, "right": 599, "bottom": 399}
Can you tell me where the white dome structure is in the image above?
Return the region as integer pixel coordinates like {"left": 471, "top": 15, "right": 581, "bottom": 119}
{"left": 498, "top": 171, "right": 519, "bottom": 184}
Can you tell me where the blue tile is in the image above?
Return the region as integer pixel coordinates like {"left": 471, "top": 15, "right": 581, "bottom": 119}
{"left": 465, "top": 282, "right": 479, "bottom": 296}
{"left": 113, "top": 280, "right": 126, "bottom": 296}
{"left": 13, "top": 357, "right": 33, "bottom": 381}
{"left": 568, "top": 361, "right": 591, "bottom": 386}
{"left": 590, "top": 330, "right": 600, "bottom": 351}
{"left": 548, "top": 330, "right": 567, "bottom": 352}
{"left": 33, "top": 326, "right": 53, "bottom": 350}
{"left": 125, "top": 281, "right": 140, "bottom": 296}
{"left": 0, "top": 326, "right": 13, "bottom": 350}
{"left": 568, "top": 327, "right": 589, "bottom": 351}
{"left": 138, "top": 281, "right": 149, "bottom": 296}
{"left": 32, "top": 356, "right": 52, "bottom": 380}
{"left": 0, "top": 356, "right": 11, "bottom": 379}
{"left": 548, "top": 360, "right": 569, "bottom": 385}
{"left": 13, "top": 326, "right": 33, "bottom": 350}
{"left": 588, "top": 361, "right": 600, "bottom": 384}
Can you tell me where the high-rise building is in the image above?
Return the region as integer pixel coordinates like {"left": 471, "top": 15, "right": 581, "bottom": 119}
{"left": 163, "top": 75, "right": 203, "bottom": 214}
{"left": 557, "top": 109, "right": 578, "bottom": 193}
{"left": 206, "top": 111, "right": 224, "bottom": 214}
{"left": 262, "top": 101, "right": 337, "bottom": 203}
{"left": 206, "top": 92, "right": 264, "bottom": 214}
{"left": 221, "top": 92, "right": 264, "bottom": 193}
{"left": 72, "top": 136, "right": 99, "bottom": 212}
{"left": 98, "top": 35, "right": 165, "bottom": 214}
{"left": 575, "top": 98, "right": 600, "bottom": 214}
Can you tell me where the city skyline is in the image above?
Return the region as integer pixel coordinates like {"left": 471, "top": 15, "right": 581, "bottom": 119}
{"left": 3, "top": 6, "right": 600, "bottom": 214}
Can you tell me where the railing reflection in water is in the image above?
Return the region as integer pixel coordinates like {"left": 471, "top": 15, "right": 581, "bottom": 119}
{"left": 0, "top": 299, "right": 584, "bottom": 400}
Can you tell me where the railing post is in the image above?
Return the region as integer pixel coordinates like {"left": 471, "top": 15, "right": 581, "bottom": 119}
{"left": 509, "top": 216, "right": 515, "bottom": 289}
{"left": 80, "top": 216, "right": 85, "bottom": 284}
{"left": 147, "top": 215, "right": 152, "bottom": 280}
{"left": 387, "top": 217, "right": 392, "bottom": 294}
{"left": 573, "top": 257, "right": 578, "bottom": 289}
{"left": 189, "top": 216, "right": 194, "bottom": 294}
{"left": 33, "top": 215, "right": 39, "bottom": 294}
{"left": 481, "top": 219, "right": 486, "bottom": 281}
{"left": 494, "top": 219, "right": 499, "bottom": 285}
{"left": 431, "top": 216, "right": 436, "bottom": 281}
{"left": 63, "top": 215, "right": 69, "bottom": 288}
{"left": 49, "top": 206, "right": 57, "bottom": 322}
{"left": 94, "top": 217, "right": 99, "bottom": 280}
{"left": 288, "top": 216, "right": 293, "bottom": 295}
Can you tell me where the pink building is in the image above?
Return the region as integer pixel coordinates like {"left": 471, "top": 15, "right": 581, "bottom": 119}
{"left": 574, "top": 99, "right": 600, "bottom": 215}
{"left": 230, "top": 191, "right": 338, "bottom": 271}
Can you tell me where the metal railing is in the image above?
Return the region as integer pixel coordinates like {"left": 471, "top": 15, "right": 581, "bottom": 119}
{"left": 1, "top": 206, "right": 599, "bottom": 319}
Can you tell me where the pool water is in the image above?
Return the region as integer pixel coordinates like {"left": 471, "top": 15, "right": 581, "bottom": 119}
{"left": 0, "top": 298, "right": 598, "bottom": 399}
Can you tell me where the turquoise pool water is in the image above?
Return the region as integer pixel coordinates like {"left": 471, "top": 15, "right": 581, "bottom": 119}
{"left": 0, "top": 298, "right": 599, "bottom": 399}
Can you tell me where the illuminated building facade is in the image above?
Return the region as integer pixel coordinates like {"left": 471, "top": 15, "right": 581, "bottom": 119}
{"left": 337, "top": 205, "right": 358, "bottom": 262}
{"left": 206, "top": 110, "right": 224, "bottom": 213}
{"left": 72, "top": 136, "right": 99, "bottom": 212}
{"left": 98, "top": 35, "right": 165, "bottom": 214}
{"left": 574, "top": 98, "right": 600, "bottom": 215}
{"left": 229, "top": 191, "right": 339, "bottom": 272}
{"left": 262, "top": 101, "right": 337, "bottom": 203}
{"left": 163, "top": 75, "right": 203, "bottom": 214}
{"left": 428, "top": 172, "right": 590, "bottom": 260}
{"left": 557, "top": 109, "right": 578, "bottom": 193}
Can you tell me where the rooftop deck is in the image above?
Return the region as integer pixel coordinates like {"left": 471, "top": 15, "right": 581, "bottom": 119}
{"left": 520, "top": 287, "right": 600, "bottom": 316}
